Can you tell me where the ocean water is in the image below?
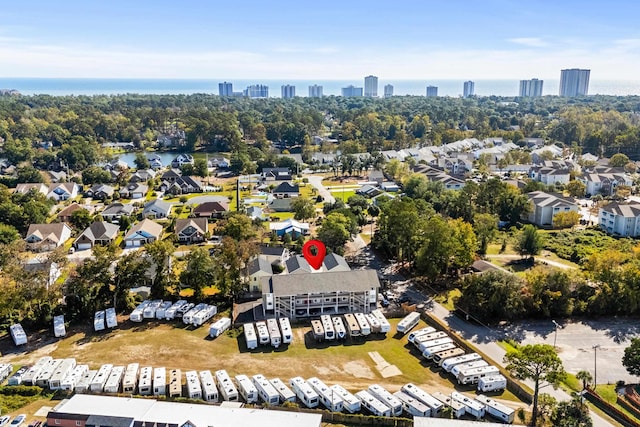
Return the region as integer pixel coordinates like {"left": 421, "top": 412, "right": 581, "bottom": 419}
{"left": 0, "top": 78, "right": 639, "bottom": 97}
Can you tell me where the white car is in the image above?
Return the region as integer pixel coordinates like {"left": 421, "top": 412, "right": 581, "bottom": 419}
{"left": 0, "top": 416, "right": 11, "bottom": 427}
{"left": 9, "top": 415, "right": 25, "bottom": 427}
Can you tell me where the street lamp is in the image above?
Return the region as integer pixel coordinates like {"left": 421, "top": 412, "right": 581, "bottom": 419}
{"left": 552, "top": 320, "right": 561, "bottom": 348}
{"left": 592, "top": 344, "right": 601, "bottom": 391}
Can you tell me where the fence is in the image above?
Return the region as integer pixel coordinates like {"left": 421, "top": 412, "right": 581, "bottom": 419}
{"left": 584, "top": 388, "right": 640, "bottom": 427}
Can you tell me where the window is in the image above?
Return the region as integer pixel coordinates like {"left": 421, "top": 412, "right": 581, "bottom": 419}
{"left": 55, "top": 421, "right": 60, "bottom": 425}
{"left": 76, "top": 422, "right": 82, "bottom": 427}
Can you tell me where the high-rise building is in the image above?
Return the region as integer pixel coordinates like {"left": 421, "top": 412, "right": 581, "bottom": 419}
{"left": 383, "top": 84, "right": 394, "bottom": 98}
{"left": 426, "top": 86, "right": 438, "bottom": 97}
{"left": 341, "top": 85, "right": 363, "bottom": 97}
{"left": 308, "top": 85, "right": 323, "bottom": 98}
{"left": 218, "top": 81, "right": 233, "bottom": 97}
{"left": 559, "top": 69, "right": 590, "bottom": 97}
{"left": 519, "top": 78, "right": 544, "bottom": 97}
{"left": 281, "top": 85, "right": 295, "bottom": 99}
{"left": 364, "top": 75, "right": 378, "bottom": 97}
{"left": 244, "top": 84, "right": 269, "bottom": 98}
{"left": 463, "top": 81, "right": 475, "bottom": 97}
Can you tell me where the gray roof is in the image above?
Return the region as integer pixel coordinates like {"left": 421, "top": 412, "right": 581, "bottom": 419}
{"left": 273, "top": 182, "right": 299, "bottom": 193}
{"left": 261, "top": 269, "right": 380, "bottom": 296}
{"left": 601, "top": 202, "right": 640, "bottom": 218}
{"left": 86, "top": 415, "right": 134, "bottom": 427}
{"left": 76, "top": 221, "right": 120, "bottom": 242}
{"left": 285, "top": 255, "right": 312, "bottom": 274}
{"left": 175, "top": 218, "right": 208, "bottom": 235}
{"left": 323, "top": 253, "right": 351, "bottom": 271}
{"left": 143, "top": 199, "right": 173, "bottom": 215}
{"left": 102, "top": 202, "right": 135, "bottom": 216}
{"left": 124, "top": 219, "right": 163, "bottom": 240}
{"left": 527, "top": 191, "right": 577, "bottom": 208}
{"left": 248, "top": 256, "right": 273, "bottom": 275}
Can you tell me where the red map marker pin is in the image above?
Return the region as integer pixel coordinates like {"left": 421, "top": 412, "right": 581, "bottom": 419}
{"left": 302, "top": 239, "right": 326, "bottom": 270}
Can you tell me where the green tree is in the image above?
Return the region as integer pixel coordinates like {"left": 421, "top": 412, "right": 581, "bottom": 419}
{"left": 317, "top": 212, "right": 352, "bottom": 255}
{"left": 457, "top": 270, "right": 526, "bottom": 321}
{"left": 179, "top": 247, "right": 215, "bottom": 300}
{"left": 113, "top": 252, "right": 151, "bottom": 310}
{"left": 0, "top": 223, "right": 20, "bottom": 244}
{"left": 609, "top": 153, "right": 630, "bottom": 167}
{"left": 566, "top": 180, "right": 586, "bottom": 198}
{"left": 576, "top": 370, "right": 593, "bottom": 389}
{"left": 473, "top": 213, "right": 498, "bottom": 255}
{"left": 516, "top": 225, "right": 543, "bottom": 260}
{"left": 212, "top": 237, "right": 258, "bottom": 301}
{"left": 16, "top": 166, "right": 44, "bottom": 184}
{"left": 550, "top": 398, "right": 592, "bottom": 427}
{"left": 194, "top": 158, "right": 209, "bottom": 177}
{"left": 291, "top": 197, "right": 316, "bottom": 222}
{"left": 134, "top": 152, "right": 150, "bottom": 169}
{"left": 70, "top": 208, "right": 93, "bottom": 231}
{"left": 145, "top": 240, "right": 176, "bottom": 299}
{"left": 217, "top": 212, "right": 257, "bottom": 241}
{"left": 82, "top": 166, "right": 112, "bottom": 185}
{"left": 623, "top": 337, "right": 640, "bottom": 377}
{"left": 553, "top": 211, "right": 581, "bottom": 229}
{"left": 504, "top": 344, "right": 566, "bottom": 427}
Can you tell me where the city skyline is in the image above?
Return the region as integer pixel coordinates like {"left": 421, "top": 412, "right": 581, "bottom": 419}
{"left": 0, "top": 1, "right": 638, "bottom": 80}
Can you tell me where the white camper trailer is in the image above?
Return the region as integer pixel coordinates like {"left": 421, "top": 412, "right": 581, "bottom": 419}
{"left": 308, "top": 377, "right": 343, "bottom": 412}
{"left": 90, "top": 364, "right": 113, "bottom": 392}
{"left": 215, "top": 369, "right": 239, "bottom": 402}
{"left": 186, "top": 370, "right": 202, "bottom": 399}
{"left": 267, "top": 318, "right": 282, "bottom": 348}
{"left": 60, "top": 364, "right": 88, "bottom": 391}
{"left": 8, "top": 365, "right": 28, "bottom": 386}
{"left": 393, "top": 390, "right": 431, "bottom": 417}
{"left": 422, "top": 342, "right": 457, "bottom": 359}
{"left": 255, "top": 321, "right": 270, "bottom": 345}
{"left": 164, "top": 300, "right": 187, "bottom": 320}
{"left": 209, "top": 317, "right": 231, "bottom": 338}
{"left": 320, "top": 315, "right": 335, "bottom": 340}
{"left": 365, "top": 313, "right": 382, "bottom": 334}
{"left": 183, "top": 303, "right": 207, "bottom": 325}
{"left": 169, "top": 369, "right": 182, "bottom": 397}
{"left": 310, "top": 319, "right": 324, "bottom": 341}
{"left": 330, "top": 384, "right": 361, "bottom": 413}
{"left": 22, "top": 357, "right": 52, "bottom": 385}
{"left": 371, "top": 309, "right": 391, "bottom": 334}
{"left": 53, "top": 315, "right": 66, "bottom": 338}
{"left": 105, "top": 307, "right": 118, "bottom": 328}
{"left": 354, "top": 312, "right": 371, "bottom": 336}
{"left": 368, "top": 384, "right": 403, "bottom": 417}
{"left": 417, "top": 336, "right": 453, "bottom": 353}
{"left": 408, "top": 326, "right": 437, "bottom": 344}
{"left": 10, "top": 323, "right": 27, "bottom": 346}
{"left": 0, "top": 363, "right": 12, "bottom": 383}
{"left": 451, "top": 391, "right": 486, "bottom": 419}
{"left": 457, "top": 365, "right": 501, "bottom": 385}
{"left": 442, "top": 352, "right": 483, "bottom": 372}
{"left": 332, "top": 316, "right": 347, "bottom": 339}
{"left": 192, "top": 305, "right": 217, "bottom": 327}
{"left": 35, "top": 359, "right": 62, "bottom": 388}
{"left": 396, "top": 312, "right": 421, "bottom": 335}
{"left": 48, "top": 358, "right": 76, "bottom": 390}
{"left": 343, "top": 313, "right": 361, "bottom": 337}
{"left": 138, "top": 366, "right": 153, "bottom": 395}
{"left": 155, "top": 301, "right": 173, "bottom": 319}
{"left": 199, "top": 370, "right": 219, "bottom": 402}
{"left": 235, "top": 374, "right": 258, "bottom": 403}
{"left": 123, "top": 363, "right": 140, "bottom": 394}
{"left": 401, "top": 383, "right": 444, "bottom": 415}
{"left": 176, "top": 302, "right": 194, "bottom": 318}
{"left": 278, "top": 317, "right": 293, "bottom": 344}
{"left": 153, "top": 367, "right": 166, "bottom": 396}
{"left": 75, "top": 370, "right": 97, "bottom": 394}
{"left": 94, "top": 310, "right": 105, "bottom": 332}
{"left": 475, "top": 394, "right": 516, "bottom": 423}
{"left": 104, "top": 365, "right": 125, "bottom": 393}
{"left": 244, "top": 323, "right": 258, "bottom": 350}
{"left": 270, "top": 377, "right": 296, "bottom": 403}
{"left": 433, "top": 347, "right": 466, "bottom": 365}
{"left": 451, "top": 360, "right": 489, "bottom": 377}
{"left": 477, "top": 375, "right": 508, "bottom": 393}
{"left": 355, "top": 390, "right": 392, "bottom": 417}
{"left": 413, "top": 331, "right": 449, "bottom": 350}
{"left": 432, "top": 391, "right": 466, "bottom": 419}
{"left": 252, "top": 374, "right": 279, "bottom": 405}
{"left": 129, "top": 300, "right": 150, "bottom": 322}
{"left": 143, "top": 300, "right": 163, "bottom": 319}
{"left": 289, "top": 376, "right": 319, "bottom": 408}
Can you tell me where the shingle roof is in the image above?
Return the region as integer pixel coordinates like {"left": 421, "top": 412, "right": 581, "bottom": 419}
{"left": 248, "top": 256, "right": 273, "bottom": 275}
{"left": 175, "top": 218, "right": 208, "bottom": 235}
{"left": 261, "top": 269, "right": 380, "bottom": 296}
{"left": 26, "top": 223, "right": 71, "bottom": 243}
{"left": 273, "top": 182, "right": 299, "bottom": 193}
{"left": 527, "top": 191, "right": 577, "bottom": 208}
{"left": 76, "top": 221, "right": 120, "bottom": 242}
{"left": 124, "top": 219, "right": 163, "bottom": 240}
{"left": 601, "top": 202, "right": 640, "bottom": 218}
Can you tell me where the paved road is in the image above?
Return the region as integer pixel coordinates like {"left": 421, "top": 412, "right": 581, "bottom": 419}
{"left": 306, "top": 175, "right": 335, "bottom": 204}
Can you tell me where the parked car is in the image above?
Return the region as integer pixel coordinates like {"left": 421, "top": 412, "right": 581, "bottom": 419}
{"left": 10, "top": 415, "right": 26, "bottom": 427}
{"left": 0, "top": 416, "right": 11, "bottom": 427}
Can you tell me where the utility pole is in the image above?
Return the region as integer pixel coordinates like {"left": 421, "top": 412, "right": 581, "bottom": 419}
{"left": 552, "top": 320, "right": 561, "bottom": 349}
{"left": 592, "top": 344, "right": 601, "bottom": 391}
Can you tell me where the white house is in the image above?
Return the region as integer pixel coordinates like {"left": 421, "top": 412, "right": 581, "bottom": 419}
{"left": 25, "top": 223, "right": 73, "bottom": 252}
{"left": 579, "top": 172, "right": 633, "bottom": 197}
{"left": 529, "top": 167, "right": 571, "bottom": 186}
{"left": 526, "top": 191, "right": 579, "bottom": 227}
{"left": 47, "top": 183, "right": 79, "bottom": 201}
{"left": 599, "top": 202, "right": 640, "bottom": 237}
{"left": 123, "top": 219, "right": 163, "bottom": 247}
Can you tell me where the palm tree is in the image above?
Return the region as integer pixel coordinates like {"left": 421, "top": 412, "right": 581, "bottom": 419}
{"left": 576, "top": 370, "right": 593, "bottom": 389}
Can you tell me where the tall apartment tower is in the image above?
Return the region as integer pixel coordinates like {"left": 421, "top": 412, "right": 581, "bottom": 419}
{"left": 218, "top": 81, "right": 233, "bottom": 96}
{"left": 463, "top": 81, "right": 475, "bottom": 97}
{"left": 341, "top": 85, "right": 363, "bottom": 97}
{"left": 559, "top": 69, "right": 590, "bottom": 96}
{"left": 364, "top": 75, "right": 378, "bottom": 97}
{"left": 519, "top": 78, "right": 544, "bottom": 97}
{"left": 281, "top": 85, "right": 295, "bottom": 99}
{"left": 308, "top": 85, "right": 323, "bottom": 98}
{"left": 383, "top": 84, "right": 394, "bottom": 98}
{"left": 244, "top": 84, "right": 269, "bottom": 98}
{"left": 426, "top": 86, "right": 438, "bottom": 97}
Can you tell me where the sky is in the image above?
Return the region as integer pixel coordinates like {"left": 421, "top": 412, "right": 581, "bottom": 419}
{"left": 1, "top": 0, "right": 639, "bottom": 80}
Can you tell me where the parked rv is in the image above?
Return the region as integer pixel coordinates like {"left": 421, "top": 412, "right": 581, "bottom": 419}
{"left": 103, "top": 365, "right": 125, "bottom": 393}
{"left": 393, "top": 390, "right": 432, "bottom": 417}
{"left": 129, "top": 300, "right": 150, "bottom": 322}
{"left": 368, "top": 384, "right": 403, "bottom": 416}
{"left": 143, "top": 300, "right": 163, "bottom": 319}
{"left": 432, "top": 391, "right": 466, "bottom": 419}
{"left": 215, "top": 369, "right": 239, "bottom": 402}
{"left": 269, "top": 377, "right": 296, "bottom": 403}
{"left": 311, "top": 319, "right": 324, "bottom": 341}
{"left": 192, "top": 305, "right": 217, "bottom": 327}
{"left": 153, "top": 367, "right": 166, "bottom": 396}
{"left": 75, "top": 370, "right": 97, "bottom": 394}
{"left": 35, "top": 359, "right": 62, "bottom": 388}
{"left": 235, "top": 374, "right": 258, "bottom": 403}
{"left": 396, "top": 312, "right": 421, "bottom": 334}
{"left": 164, "top": 300, "right": 187, "bottom": 320}
{"left": 456, "top": 366, "right": 501, "bottom": 385}
{"left": 267, "top": 318, "right": 282, "bottom": 348}
{"left": 330, "top": 384, "right": 361, "bottom": 413}
{"left": 475, "top": 394, "right": 516, "bottom": 423}
{"left": 169, "top": 369, "right": 182, "bottom": 397}
{"left": 8, "top": 365, "right": 29, "bottom": 386}
{"left": 244, "top": 323, "right": 258, "bottom": 350}
{"left": 252, "top": 374, "right": 279, "bottom": 405}
{"left": 209, "top": 317, "right": 231, "bottom": 338}
{"left": 9, "top": 323, "right": 27, "bottom": 346}
{"left": 94, "top": 311, "right": 105, "bottom": 332}
{"left": 355, "top": 390, "right": 391, "bottom": 417}
{"left": 60, "top": 364, "right": 88, "bottom": 391}
{"left": 289, "top": 376, "right": 319, "bottom": 408}
{"left": 354, "top": 312, "right": 371, "bottom": 336}
{"left": 332, "top": 316, "right": 347, "bottom": 339}
{"left": 407, "top": 326, "right": 437, "bottom": 344}
{"left": 186, "top": 370, "right": 202, "bottom": 399}
{"left": 432, "top": 347, "right": 466, "bottom": 365}
{"left": 123, "top": 363, "right": 140, "bottom": 394}
{"left": 320, "top": 315, "right": 335, "bottom": 340}
{"left": 422, "top": 342, "right": 458, "bottom": 359}
{"left": 22, "top": 357, "right": 52, "bottom": 386}
{"left": 199, "top": 370, "right": 219, "bottom": 402}
{"left": 451, "top": 391, "right": 486, "bottom": 419}
{"left": 451, "top": 360, "right": 489, "bottom": 377}
{"left": 183, "top": 303, "right": 207, "bottom": 325}
{"left": 278, "top": 317, "right": 293, "bottom": 344}
{"left": 138, "top": 366, "right": 153, "bottom": 395}
{"left": 90, "top": 364, "right": 113, "bottom": 392}
{"left": 308, "top": 377, "right": 343, "bottom": 412}
{"left": 255, "top": 321, "right": 270, "bottom": 345}
{"left": 343, "top": 313, "right": 361, "bottom": 337}
{"left": 477, "top": 374, "right": 508, "bottom": 393}
{"left": 155, "top": 301, "right": 173, "bottom": 319}
{"left": 105, "top": 307, "right": 118, "bottom": 329}
{"left": 401, "top": 383, "right": 444, "bottom": 415}
{"left": 442, "top": 353, "right": 483, "bottom": 372}
{"left": 48, "top": 358, "right": 77, "bottom": 390}
{"left": 365, "top": 313, "right": 382, "bottom": 334}
{"left": 370, "top": 309, "right": 391, "bottom": 334}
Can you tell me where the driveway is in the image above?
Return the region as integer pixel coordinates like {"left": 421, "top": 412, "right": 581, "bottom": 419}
{"left": 305, "top": 175, "right": 335, "bottom": 204}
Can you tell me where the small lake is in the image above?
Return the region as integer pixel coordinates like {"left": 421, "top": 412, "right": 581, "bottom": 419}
{"left": 114, "top": 152, "right": 222, "bottom": 168}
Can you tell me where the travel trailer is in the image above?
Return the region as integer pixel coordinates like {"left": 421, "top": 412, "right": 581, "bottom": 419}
{"left": 199, "top": 370, "right": 219, "bottom": 402}
{"left": 332, "top": 316, "right": 347, "bottom": 339}
{"left": 330, "top": 384, "right": 361, "bottom": 413}
{"left": 368, "top": 384, "right": 403, "bottom": 417}
{"left": 244, "top": 323, "right": 258, "bottom": 350}
{"left": 308, "top": 377, "right": 343, "bottom": 412}
{"left": 215, "top": 369, "right": 239, "bottom": 402}
{"left": 451, "top": 391, "right": 486, "bottom": 419}
{"left": 475, "top": 393, "right": 516, "bottom": 423}
{"left": 267, "top": 318, "right": 282, "bottom": 348}
{"left": 396, "top": 312, "right": 421, "bottom": 334}
{"left": 186, "top": 370, "right": 202, "bottom": 399}
{"left": 252, "top": 374, "right": 279, "bottom": 405}
{"left": 401, "top": 383, "right": 444, "bottom": 415}
{"left": 236, "top": 374, "right": 258, "bottom": 403}
{"left": 393, "top": 390, "right": 431, "bottom": 417}
{"left": 289, "top": 376, "right": 319, "bottom": 408}
{"left": 477, "top": 375, "right": 508, "bottom": 393}
{"left": 442, "top": 353, "right": 483, "bottom": 372}
{"left": 355, "top": 390, "right": 391, "bottom": 417}
{"left": 209, "top": 317, "right": 231, "bottom": 338}
{"left": 269, "top": 377, "right": 296, "bottom": 403}
{"left": 278, "top": 317, "right": 293, "bottom": 344}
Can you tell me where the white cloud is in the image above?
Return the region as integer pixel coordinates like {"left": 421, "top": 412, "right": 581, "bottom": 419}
{"left": 508, "top": 37, "right": 548, "bottom": 48}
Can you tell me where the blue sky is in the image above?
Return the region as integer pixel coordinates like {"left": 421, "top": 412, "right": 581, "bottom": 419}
{"left": 1, "top": 0, "right": 639, "bottom": 79}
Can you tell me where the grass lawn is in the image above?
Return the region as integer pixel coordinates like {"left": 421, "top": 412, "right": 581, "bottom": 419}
{"left": 329, "top": 189, "right": 356, "bottom": 202}
{"left": 592, "top": 384, "right": 640, "bottom": 423}
{"left": 433, "top": 289, "right": 461, "bottom": 311}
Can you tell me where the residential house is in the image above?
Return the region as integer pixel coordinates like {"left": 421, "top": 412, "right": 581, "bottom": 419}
{"left": 85, "top": 184, "right": 115, "bottom": 200}
{"left": 57, "top": 203, "right": 85, "bottom": 223}
{"left": 529, "top": 167, "right": 571, "bottom": 186}
{"left": 123, "top": 219, "right": 163, "bottom": 247}
{"left": 129, "top": 169, "right": 156, "bottom": 183}
{"left": 262, "top": 167, "right": 292, "bottom": 181}
{"left": 192, "top": 201, "right": 229, "bottom": 218}
{"left": 322, "top": 253, "right": 351, "bottom": 272}
{"left": 47, "top": 170, "right": 67, "bottom": 183}
{"left": 247, "top": 256, "right": 274, "bottom": 292}
{"left": 578, "top": 172, "right": 633, "bottom": 197}
{"left": 47, "top": 183, "right": 79, "bottom": 201}
{"left": 356, "top": 184, "right": 382, "bottom": 198}
{"left": 526, "top": 191, "right": 579, "bottom": 227}
{"left": 74, "top": 221, "right": 120, "bottom": 250}
{"left": 261, "top": 269, "right": 380, "bottom": 319}
{"left": 412, "top": 164, "right": 465, "bottom": 190}
{"left": 24, "top": 257, "right": 61, "bottom": 288}
{"left": 148, "top": 155, "right": 163, "bottom": 170}
{"left": 161, "top": 169, "right": 182, "bottom": 183}
{"left": 380, "top": 182, "right": 399, "bottom": 192}
{"left": 268, "top": 198, "right": 293, "bottom": 212}
{"left": 143, "top": 199, "right": 173, "bottom": 219}
{"left": 15, "top": 183, "right": 48, "bottom": 197}
{"left": 285, "top": 255, "right": 313, "bottom": 274}
{"left": 269, "top": 218, "right": 309, "bottom": 238}
{"left": 160, "top": 176, "right": 204, "bottom": 195}
{"left": 25, "top": 223, "right": 72, "bottom": 252}
{"left": 368, "top": 170, "right": 384, "bottom": 184}
{"left": 174, "top": 218, "right": 208, "bottom": 244}
{"left": 101, "top": 202, "right": 136, "bottom": 223}
{"left": 259, "top": 246, "right": 290, "bottom": 265}
{"left": 272, "top": 182, "right": 299, "bottom": 198}
{"left": 208, "top": 156, "right": 230, "bottom": 168}
{"left": 531, "top": 144, "right": 563, "bottom": 163}
{"left": 119, "top": 182, "right": 148, "bottom": 199}
{"left": 437, "top": 157, "right": 473, "bottom": 175}
{"left": 171, "top": 154, "right": 194, "bottom": 168}
{"left": 246, "top": 206, "right": 265, "bottom": 220}
{"left": 0, "top": 158, "right": 16, "bottom": 175}
{"left": 104, "top": 159, "right": 129, "bottom": 171}
{"left": 599, "top": 202, "right": 640, "bottom": 237}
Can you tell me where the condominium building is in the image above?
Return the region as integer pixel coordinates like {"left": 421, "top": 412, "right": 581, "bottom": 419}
{"left": 426, "top": 86, "right": 438, "bottom": 97}
{"left": 281, "top": 85, "right": 295, "bottom": 99}
{"left": 599, "top": 202, "right": 640, "bottom": 237}
{"left": 559, "top": 69, "right": 590, "bottom": 97}
{"left": 218, "top": 81, "right": 233, "bottom": 96}
{"left": 463, "top": 81, "right": 475, "bottom": 97}
{"left": 244, "top": 84, "right": 269, "bottom": 98}
{"left": 364, "top": 75, "right": 378, "bottom": 97}
{"left": 342, "top": 85, "right": 363, "bottom": 97}
{"left": 308, "top": 84, "right": 323, "bottom": 98}
{"left": 383, "top": 84, "right": 394, "bottom": 98}
{"left": 519, "top": 78, "right": 544, "bottom": 97}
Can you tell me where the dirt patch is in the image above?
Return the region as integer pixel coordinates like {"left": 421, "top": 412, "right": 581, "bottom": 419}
{"left": 343, "top": 360, "right": 375, "bottom": 379}
{"left": 368, "top": 351, "right": 402, "bottom": 378}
